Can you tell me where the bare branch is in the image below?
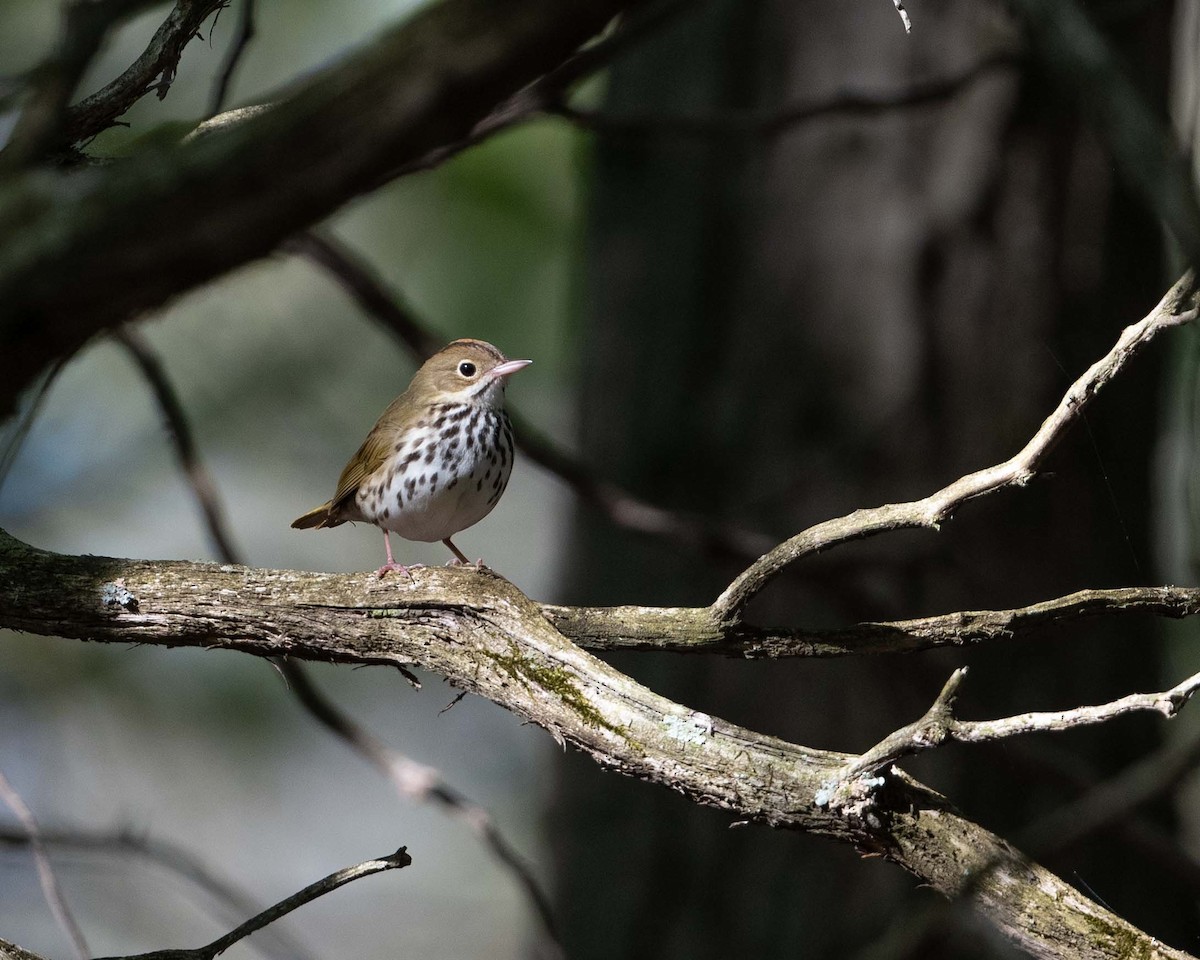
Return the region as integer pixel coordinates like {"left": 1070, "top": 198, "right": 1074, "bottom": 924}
{"left": 0, "top": 0, "right": 174, "bottom": 167}
{"left": 112, "top": 325, "right": 241, "bottom": 563}
{"left": 0, "top": 531, "right": 1192, "bottom": 960}
{"left": 91, "top": 846, "right": 412, "bottom": 960}
{"left": 549, "top": 53, "right": 1017, "bottom": 140}
{"left": 827, "top": 666, "right": 1200, "bottom": 796}
{"left": 0, "top": 768, "right": 89, "bottom": 960}
{"left": 892, "top": 0, "right": 912, "bottom": 33}
{"left": 65, "top": 0, "right": 230, "bottom": 147}
{"left": 544, "top": 584, "right": 1200, "bottom": 658}
{"left": 0, "top": 824, "right": 319, "bottom": 960}
{"left": 713, "top": 271, "right": 1200, "bottom": 621}
{"left": 286, "top": 230, "right": 776, "bottom": 562}
{"left": 207, "top": 0, "right": 255, "bottom": 118}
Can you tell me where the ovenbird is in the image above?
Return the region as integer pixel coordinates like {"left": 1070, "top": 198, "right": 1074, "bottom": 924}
{"left": 292, "top": 339, "right": 531, "bottom": 576}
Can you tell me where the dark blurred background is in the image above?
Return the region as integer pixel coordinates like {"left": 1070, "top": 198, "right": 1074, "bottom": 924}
{"left": 2, "top": 0, "right": 1200, "bottom": 958}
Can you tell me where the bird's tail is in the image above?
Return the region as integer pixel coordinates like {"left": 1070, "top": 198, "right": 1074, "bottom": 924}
{"left": 291, "top": 501, "right": 336, "bottom": 530}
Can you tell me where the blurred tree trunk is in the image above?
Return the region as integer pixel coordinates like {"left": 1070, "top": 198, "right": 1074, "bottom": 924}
{"left": 552, "top": 0, "right": 1194, "bottom": 956}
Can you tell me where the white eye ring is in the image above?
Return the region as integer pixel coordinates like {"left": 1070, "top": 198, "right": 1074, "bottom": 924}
{"left": 458, "top": 361, "right": 477, "bottom": 377}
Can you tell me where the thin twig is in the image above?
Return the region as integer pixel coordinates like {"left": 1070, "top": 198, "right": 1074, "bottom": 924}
{"left": 64, "top": 0, "right": 229, "bottom": 146}
{"left": 0, "top": 824, "right": 319, "bottom": 960}
{"left": 279, "top": 662, "right": 564, "bottom": 958}
{"left": 0, "top": 769, "right": 89, "bottom": 960}
{"left": 713, "top": 270, "right": 1200, "bottom": 621}
{"left": 0, "top": 357, "right": 66, "bottom": 497}
{"left": 892, "top": 0, "right": 912, "bottom": 33}
{"left": 549, "top": 53, "right": 1017, "bottom": 140}
{"left": 113, "top": 325, "right": 241, "bottom": 564}
{"left": 207, "top": 0, "right": 255, "bottom": 118}
{"left": 92, "top": 846, "right": 412, "bottom": 960}
{"left": 825, "top": 665, "right": 1200, "bottom": 799}
{"left": 0, "top": 0, "right": 171, "bottom": 166}
{"left": 1019, "top": 721, "right": 1200, "bottom": 857}
{"left": 285, "top": 230, "right": 776, "bottom": 563}
{"left": 384, "top": 0, "right": 692, "bottom": 180}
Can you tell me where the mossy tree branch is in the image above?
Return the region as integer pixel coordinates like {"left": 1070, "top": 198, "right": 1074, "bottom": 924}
{"left": 0, "top": 528, "right": 1193, "bottom": 960}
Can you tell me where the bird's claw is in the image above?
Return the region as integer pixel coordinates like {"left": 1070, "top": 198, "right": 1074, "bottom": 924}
{"left": 376, "top": 562, "right": 424, "bottom": 580}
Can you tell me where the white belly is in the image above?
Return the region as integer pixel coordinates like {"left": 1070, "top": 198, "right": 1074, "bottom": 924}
{"left": 354, "top": 410, "right": 513, "bottom": 543}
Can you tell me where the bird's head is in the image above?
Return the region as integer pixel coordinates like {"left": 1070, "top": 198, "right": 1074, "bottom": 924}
{"left": 411, "top": 339, "right": 531, "bottom": 408}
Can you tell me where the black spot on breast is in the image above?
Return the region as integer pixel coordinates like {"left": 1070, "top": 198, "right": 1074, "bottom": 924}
{"left": 424, "top": 447, "right": 436, "bottom": 464}
{"left": 476, "top": 478, "right": 484, "bottom": 492}
{"left": 403, "top": 452, "right": 420, "bottom": 467}
{"left": 406, "top": 478, "right": 416, "bottom": 496}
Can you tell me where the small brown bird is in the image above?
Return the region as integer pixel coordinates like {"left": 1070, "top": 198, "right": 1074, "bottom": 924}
{"left": 292, "top": 339, "right": 531, "bottom": 576}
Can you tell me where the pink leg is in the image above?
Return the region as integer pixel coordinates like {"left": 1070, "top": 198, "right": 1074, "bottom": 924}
{"left": 442, "top": 537, "right": 471, "bottom": 565}
{"left": 376, "top": 530, "right": 417, "bottom": 579}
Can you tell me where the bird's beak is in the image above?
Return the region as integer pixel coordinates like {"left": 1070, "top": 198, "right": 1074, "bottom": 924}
{"left": 492, "top": 359, "right": 532, "bottom": 378}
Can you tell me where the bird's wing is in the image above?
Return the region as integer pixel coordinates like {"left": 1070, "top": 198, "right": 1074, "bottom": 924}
{"left": 330, "top": 430, "right": 390, "bottom": 511}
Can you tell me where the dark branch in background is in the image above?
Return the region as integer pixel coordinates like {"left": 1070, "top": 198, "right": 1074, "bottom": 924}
{"left": 0, "top": 358, "right": 66, "bottom": 496}
{"left": 285, "top": 231, "right": 777, "bottom": 562}
{"left": 65, "top": 0, "right": 229, "bottom": 146}
{"left": 386, "top": 0, "right": 694, "bottom": 180}
{"left": 0, "top": 0, "right": 657, "bottom": 416}
{"left": 113, "top": 326, "right": 241, "bottom": 564}
{"left": 207, "top": 0, "right": 255, "bottom": 118}
{"left": 0, "top": 0, "right": 176, "bottom": 167}
{"left": 118, "top": 327, "right": 564, "bottom": 956}
{"left": 548, "top": 52, "right": 1019, "bottom": 140}
{"left": 0, "top": 824, "right": 319, "bottom": 960}
{"left": 92, "top": 846, "right": 412, "bottom": 960}
{"left": 0, "top": 769, "right": 89, "bottom": 960}
{"left": 282, "top": 666, "right": 564, "bottom": 957}
{"left": 1020, "top": 721, "right": 1200, "bottom": 859}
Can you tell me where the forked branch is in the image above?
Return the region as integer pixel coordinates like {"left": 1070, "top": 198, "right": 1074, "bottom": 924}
{"left": 713, "top": 270, "right": 1200, "bottom": 621}
{"left": 824, "top": 666, "right": 1200, "bottom": 806}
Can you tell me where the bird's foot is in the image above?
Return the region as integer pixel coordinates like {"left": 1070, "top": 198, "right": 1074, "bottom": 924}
{"left": 376, "top": 561, "right": 423, "bottom": 580}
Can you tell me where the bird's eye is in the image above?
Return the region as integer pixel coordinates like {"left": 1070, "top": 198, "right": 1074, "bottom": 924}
{"left": 458, "top": 361, "right": 477, "bottom": 377}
